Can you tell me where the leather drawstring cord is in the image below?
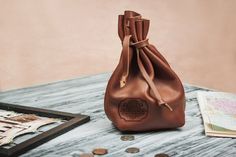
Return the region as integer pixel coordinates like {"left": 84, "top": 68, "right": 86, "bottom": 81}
{"left": 120, "top": 35, "right": 173, "bottom": 111}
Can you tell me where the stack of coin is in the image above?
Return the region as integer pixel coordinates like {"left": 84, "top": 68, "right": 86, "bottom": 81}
{"left": 125, "top": 147, "right": 140, "bottom": 154}
{"left": 92, "top": 148, "right": 108, "bottom": 155}
{"left": 120, "top": 135, "right": 135, "bottom": 141}
{"left": 154, "top": 153, "right": 170, "bottom": 157}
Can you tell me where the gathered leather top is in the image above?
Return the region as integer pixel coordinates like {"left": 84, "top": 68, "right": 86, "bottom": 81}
{"left": 119, "top": 11, "right": 173, "bottom": 111}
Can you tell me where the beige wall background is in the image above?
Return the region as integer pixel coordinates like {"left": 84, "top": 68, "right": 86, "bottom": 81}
{"left": 0, "top": 0, "right": 236, "bottom": 93}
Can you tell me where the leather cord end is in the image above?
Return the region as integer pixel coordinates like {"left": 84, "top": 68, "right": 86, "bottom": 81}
{"left": 164, "top": 103, "right": 173, "bottom": 111}
{"left": 120, "top": 76, "right": 127, "bottom": 88}
{"left": 159, "top": 102, "right": 173, "bottom": 111}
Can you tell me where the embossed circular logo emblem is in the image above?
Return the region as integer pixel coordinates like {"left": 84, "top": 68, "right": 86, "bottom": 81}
{"left": 118, "top": 99, "right": 148, "bottom": 121}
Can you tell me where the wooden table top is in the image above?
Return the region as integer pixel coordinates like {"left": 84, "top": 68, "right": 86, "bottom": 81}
{"left": 0, "top": 73, "right": 235, "bottom": 157}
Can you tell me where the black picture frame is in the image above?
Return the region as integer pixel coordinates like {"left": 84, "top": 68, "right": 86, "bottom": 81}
{"left": 0, "top": 102, "right": 90, "bottom": 157}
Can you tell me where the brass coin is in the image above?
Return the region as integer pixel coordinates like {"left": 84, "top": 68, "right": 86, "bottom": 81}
{"left": 120, "top": 135, "right": 135, "bottom": 141}
{"left": 154, "top": 153, "right": 170, "bottom": 157}
{"left": 92, "top": 148, "right": 108, "bottom": 155}
{"left": 125, "top": 147, "right": 140, "bottom": 154}
{"left": 79, "top": 153, "right": 94, "bottom": 157}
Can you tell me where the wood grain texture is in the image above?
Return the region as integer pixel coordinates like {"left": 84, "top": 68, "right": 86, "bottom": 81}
{"left": 0, "top": 73, "right": 235, "bottom": 157}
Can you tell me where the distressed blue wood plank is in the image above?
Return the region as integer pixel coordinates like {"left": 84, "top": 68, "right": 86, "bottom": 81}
{"left": 0, "top": 73, "right": 235, "bottom": 157}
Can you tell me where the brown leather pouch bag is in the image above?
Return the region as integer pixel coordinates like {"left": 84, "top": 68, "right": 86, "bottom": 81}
{"left": 104, "top": 10, "right": 185, "bottom": 132}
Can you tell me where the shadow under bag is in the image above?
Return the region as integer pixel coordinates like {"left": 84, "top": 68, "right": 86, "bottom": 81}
{"left": 104, "top": 10, "right": 186, "bottom": 132}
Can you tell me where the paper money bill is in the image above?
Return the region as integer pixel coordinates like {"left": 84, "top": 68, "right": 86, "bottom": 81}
{"left": 0, "top": 110, "right": 60, "bottom": 146}
{"left": 197, "top": 91, "right": 236, "bottom": 138}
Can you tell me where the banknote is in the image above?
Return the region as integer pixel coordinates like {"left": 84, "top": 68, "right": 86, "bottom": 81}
{"left": 0, "top": 110, "right": 60, "bottom": 146}
{"left": 197, "top": 91, "right": 236, "bottom": 138}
